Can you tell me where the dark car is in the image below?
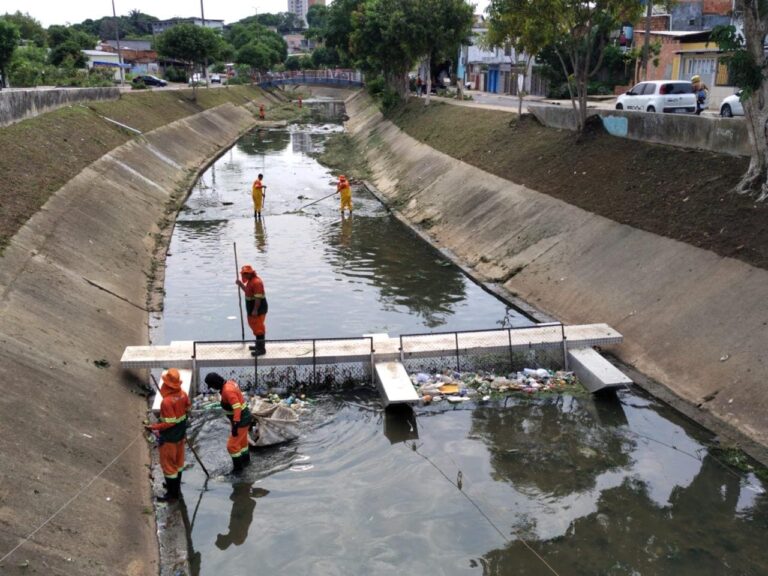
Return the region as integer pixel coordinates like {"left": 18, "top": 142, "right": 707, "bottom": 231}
{"left": 132, "top": 75, "right": 167, "bottom": 87}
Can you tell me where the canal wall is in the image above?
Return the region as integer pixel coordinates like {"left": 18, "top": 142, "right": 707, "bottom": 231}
{"left": 0, "top": 102, "right": 258, "bottom": 575}
{"left": 528, "top": 103, "right": 752, "bottom": 157}
{"left": 0, "top": 87, "right": 120, "bottom": 127}
{"left": 345, "top": 91, "right": 768, "bottom": 461}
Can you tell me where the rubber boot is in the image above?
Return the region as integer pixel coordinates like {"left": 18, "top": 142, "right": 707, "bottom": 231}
{"left": 256, "top": 335, "right": 266, "bottom": 356}
{"left": 242, "top": 451, "right": 251, "bottom": 467}
{"left": 157, "top": 477, "right": 180, "bottom": 503}
{"left": 232, "top": 456, "right": 244, "bottom": 474}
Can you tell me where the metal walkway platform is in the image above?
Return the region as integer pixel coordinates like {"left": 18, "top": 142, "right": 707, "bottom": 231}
{"left": 121, "top": 323, "right": 628, "bottom": 403}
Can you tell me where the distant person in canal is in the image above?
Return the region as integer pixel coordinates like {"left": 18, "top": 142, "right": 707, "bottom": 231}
{"left": 252, "top": 173, "right": 267, "bottom": 219}
{"left": 203, "top": 373, "right": 253, "bottom": 474}
{"left": 237, "top": 264, "right": 268, "bottom": 356}
{"left": 337, "top": 175, "right": 353, "bottom": 215}
{"left": 259, "top": 103, "right": 265, "bottom": 120}
{"left": 145, "top": 368, "right": 191, "bottom": 502}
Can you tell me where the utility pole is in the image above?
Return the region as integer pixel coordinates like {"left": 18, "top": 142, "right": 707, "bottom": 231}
{"left": 200, "top": 0, "right": 208, "bottom": 86}
{"left": 640, "top": 0, "right": 653, "bottom": 82}
{"left": 112, "top": 0, "right": 125, "bottom": 86}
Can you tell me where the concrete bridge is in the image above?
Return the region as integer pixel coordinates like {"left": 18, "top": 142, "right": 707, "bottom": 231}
{"left": 257, "top": 69, "right": 365, "bottom": 90}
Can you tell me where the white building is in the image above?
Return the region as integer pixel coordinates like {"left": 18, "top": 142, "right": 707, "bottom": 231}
{"left": 288, "top": 0, "right": 325, "bottom": 25}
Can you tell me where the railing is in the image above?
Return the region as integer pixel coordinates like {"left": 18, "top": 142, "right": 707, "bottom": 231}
{"left": 187, "top": 323, "right": 568, "bottom": 394}
{"left": 399, "top": 323, "right": 568, "bottom": 376}
{"left": 192, "top": 335, "right": 375, "bottom": 392}
{"left": 255, "top": 68, "right": 365, "bottom": 89}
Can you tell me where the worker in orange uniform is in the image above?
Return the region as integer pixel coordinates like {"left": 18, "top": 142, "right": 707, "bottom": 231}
{"left": 337, "top": 175, "right": 353, "bottom": 215}
{"left": 236, "top": 264, "right": 268, "bottom": 356}
{"left": 252, "top": 173, "right": 267, "bottom": 219}
{"left": 259, "top": 104, "right": 265, "bottom": 120}
{"left": 204, "top": 373, "right": 253, "bottom": 473}
{"left": 145, "top": 368, "right": 191, "bottom": 502}
{"left": 298, "top": 95, "right": 302, "bottom": 108}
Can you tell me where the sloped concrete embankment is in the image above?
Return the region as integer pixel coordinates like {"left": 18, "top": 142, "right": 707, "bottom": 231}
{"left": 0, "top": 102, "right": 257, "bottom": 575}
{"left": 0, "top": 87, "right": 120, "bottom": 127}
{"left": 345, "top": 91, "right": 768, "bottom": 460}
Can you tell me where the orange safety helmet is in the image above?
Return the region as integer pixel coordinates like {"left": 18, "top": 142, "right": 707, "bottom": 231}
{"left": 339, "top": 175, "right": 347, "bottom": 181}
{"left": 162, "top": 368, "right": 182, "bottom": 389}
{"left": 240, "top": 264, "right": 256, "bottom": 276}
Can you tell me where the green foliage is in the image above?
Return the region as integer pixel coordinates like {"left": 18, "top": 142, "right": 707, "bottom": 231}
{"left": 325, "top": 0, "right": 365, "bottom": 66}
{"left": 2, "top": 11, "right": 46, "bottom": 47}
{"left": 73, "top": 11, "right": 158, "bottom": 40}
{"left": 239, "top": 12, "right": 304, "bottom": 34}
{"left": 225, "top": 20, "right": 287, "bottom": 71}
{"left": 285, "top": 56, "right": 301, "bottom": 71}
{"left": 311, "top": 45, "right": 340, "bottom": 69}
{"left": 0, "top": 18, "right": 20, "bottom": 86}
{"left": 711, "top": 24, "right": 762, "bottom": 98}
{"left": 306, "top": 4, "right": 329, "bottom": 40}
{"left": 8, "top": 45, "right": 51, "bottom": 86}
{"left": 164, "top": 66, "right": 187, "bottom": 83}
{"left": 366, "top": 75, "right": 386, "bottom": 95}
{"left": 155, "top": 23, "right": 221, "bottom": 67}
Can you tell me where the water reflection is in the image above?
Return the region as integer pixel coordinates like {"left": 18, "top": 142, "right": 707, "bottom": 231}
{"left": 253, "top": 218, "right": 267, "bottom": 253}
{"left": 215, "top": 483, "right": 270, "bottom": 550}
{"left": 383, "top": 405, "right": 419, "bottom": 445}
{"left": 471, "top": 397, "right": 633, "bottom": 498}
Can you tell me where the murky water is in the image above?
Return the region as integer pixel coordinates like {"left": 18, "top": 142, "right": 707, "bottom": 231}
{"left": 161, "top": 108, "right": 768, "bottom": 575}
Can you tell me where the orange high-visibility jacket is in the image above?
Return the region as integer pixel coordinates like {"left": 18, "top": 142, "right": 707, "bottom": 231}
{"left": 220, "top": 380, "right": 252, "bottom": 428}
{"left": 243, "top": 275, "right": 267, "bottom": 317}
{"left": 150, "top": 381, "right": 191, "bottom": 443}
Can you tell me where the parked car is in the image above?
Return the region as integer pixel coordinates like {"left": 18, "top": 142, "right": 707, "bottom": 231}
{"left": 210, "top": 73, "right": 222, "bottom": 84}
{"left": 720, "top": 90, "right": 744, "bottom": 117}
{"left": 132, "top": 74, "right": 167, "bottom": 87}
{"left": 188, "top": 73, "right": 208, "bottom": 86}
{"left": 615, "top": 80, "right": 696, "bottom": 114}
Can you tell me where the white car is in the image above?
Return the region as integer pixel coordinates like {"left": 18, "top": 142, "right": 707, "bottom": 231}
{"left": 720, "top": 90, "right": 744, "bottom": 117}
{"left": 615, "top": 80, "right": 697, "bottom": 114}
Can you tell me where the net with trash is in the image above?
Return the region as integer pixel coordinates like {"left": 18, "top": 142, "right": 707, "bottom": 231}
{"left": 248, "top": 397, "right": 301, "bottom": 447}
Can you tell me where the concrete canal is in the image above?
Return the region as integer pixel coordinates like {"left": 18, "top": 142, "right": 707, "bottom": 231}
{"left": 157, "top": 105, "right": 768, "bottom": 575}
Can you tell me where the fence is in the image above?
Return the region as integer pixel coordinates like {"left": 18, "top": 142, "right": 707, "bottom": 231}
{"left": 192, "top": 336, "right": 375, "bottom": 393}
{"left": 399, "top": 323, "right": 568, "bottom": 376}
{"left": 188, "top": 323, "right": 568, "bottom": 394}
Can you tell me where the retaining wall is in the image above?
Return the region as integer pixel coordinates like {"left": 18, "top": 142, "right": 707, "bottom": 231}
{"left": 346, "top": 92, "right": 768, "bottom": 460}
{"left": 0, "top": 87, "right": 120, "bottom": 127}
{"left": 528, "top": 103, "right": 752, "bottom": 157}
{"left": 0, "top": 102, "right": 257, "bottom": 575}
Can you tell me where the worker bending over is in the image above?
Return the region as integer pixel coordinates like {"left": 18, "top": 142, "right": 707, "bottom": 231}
{"left": 145, "top": 368, "right": 191, "bottom": 502}
{"left": 237, "top": 264, "right": 268, "bottom": 356}
{"left": 204, "top": 373, "right": 253, "bottom": 473}
{"left": 337, "top": 175, "right": 353, "bottom": 215}
{"left": 252, "top": 173, "right": 267, "bottom": 219}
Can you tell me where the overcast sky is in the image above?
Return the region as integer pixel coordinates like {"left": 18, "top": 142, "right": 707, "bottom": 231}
{"left": 2, "top": 0, "right": 488, "bottom": 28}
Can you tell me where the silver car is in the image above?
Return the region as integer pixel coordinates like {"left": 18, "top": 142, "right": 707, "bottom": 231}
{"left": 720, "top": 90, "right": 744, "bottom": 117}
{"left": 615, "top": 80, "right": 697, "bottom": 114}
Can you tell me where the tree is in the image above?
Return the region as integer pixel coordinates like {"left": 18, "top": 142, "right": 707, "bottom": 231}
{"left": 487, "top": 0, "right": 554, "bottom": 115}
{"left": 414, "top": 0, "right": 473, "bottom": 105}
{"left": 306, "top": 4, "right": 329, "bottom": 40}
{"left": 155, "top": 23, "right": 221, "bottom": 69}
{"left": 237, "top": 42, "right": 274, "bottom": 72}
{"left": 711, "top": 5, "right": 768, "bottom": 200}
{"left": 2, "top": 11, "right": 45, "bottom": 47}
{"left": 47, "top": 25, "right": 97, "bottom": 68}
{"left": 0, "top": 18, "right": 20, "bottom": 88}
{"left": 225, "top": 20, "right": 286, "bottom": 71}
{"left": 325, "top": 0, "right": 365, "bottom": 67}
{"left": 488, "top": 0, "right": 640, "bottom": 131}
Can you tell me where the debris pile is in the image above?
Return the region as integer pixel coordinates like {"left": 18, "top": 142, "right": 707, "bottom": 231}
{"left": 411, "top": 368, "right": 584, "bottom": 404}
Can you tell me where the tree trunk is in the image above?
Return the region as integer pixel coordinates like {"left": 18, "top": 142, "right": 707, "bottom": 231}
{"left": 736, "top": 0, "right": 768, "bottom": 199}
{"left": 425, "top": 56, "right": 432, "bottom": 106}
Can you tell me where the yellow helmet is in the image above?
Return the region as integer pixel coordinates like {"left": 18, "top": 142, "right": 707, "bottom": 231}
{"left": 691, "top": 75, "right": 701, "bottom": 83}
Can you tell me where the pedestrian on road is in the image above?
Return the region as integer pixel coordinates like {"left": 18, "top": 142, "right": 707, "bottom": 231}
{"left": 337, "top": 175, "right": 353, "bottom": 215}
{"left": 692, "top": 74, "right": 709, "bottom": 115}
{"left": 237, "top": 264, "right": 268, "bottom": 355}
{"left": 145, "top": 368, "right": 191, "bottom": 502}
{"left": 204, "top": 373, "right": 253, "bottom": 474}
{"left": 252, "top": 173, "right": 267, "bottom": 219}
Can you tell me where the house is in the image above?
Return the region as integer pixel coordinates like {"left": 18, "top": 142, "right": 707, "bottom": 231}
{"left": 82, "top": 50, "right": 130, "bottom": 82}
{"left": 151, "top": 18, "right": 225, "bottom": 35}
{"left": 283, "top": 33, "right": 314, "bottom": 55}
{"left": 456, "top": 16, "right": 547, "bottom": 96}
{"left": 99, "top": 40, "right": 159, "bottom": 75}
